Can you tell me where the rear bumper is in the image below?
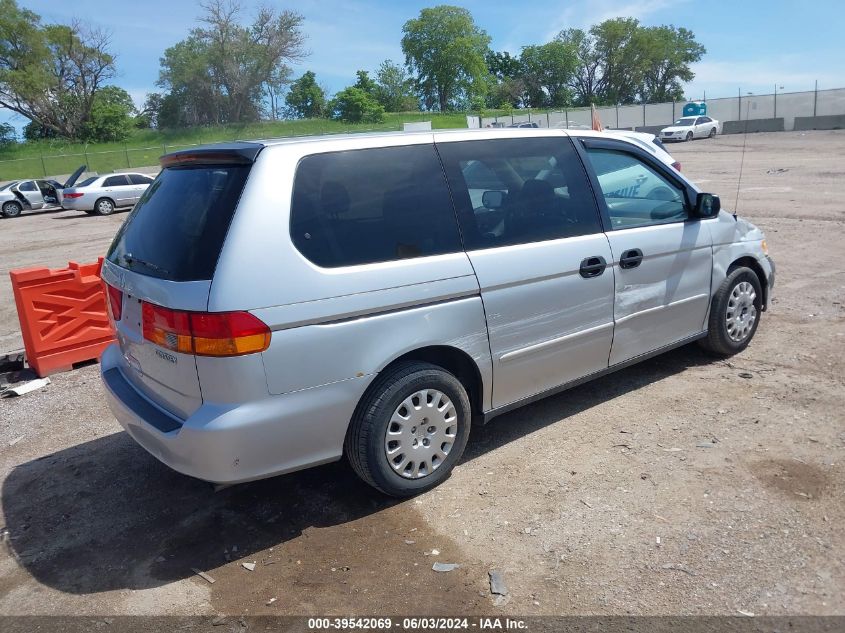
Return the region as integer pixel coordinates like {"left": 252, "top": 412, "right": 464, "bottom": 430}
{"left": 61, "top": 197, "right": 93, "bottom": 211}
{"left": 100, "top": 344, "right": 371, "bottom": 484}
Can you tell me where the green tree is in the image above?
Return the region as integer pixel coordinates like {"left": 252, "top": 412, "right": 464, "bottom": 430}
{"left": 374, "top": 59, "right": 417, "bottom": 112}
{"left": 638, "top": 26, "right": 705, "bottom": 102}
{"left": 353, "top": 70, "right": 378, "bottom": 95}
{"left": 82, "top": 85, "right": 135, "bottom": 141}
{"left": 519, "top": 41, "right": 577, "bottom": 108}
{"left": 401, "top": 5, "right": 491, "bottom": 111}
{"left": 329, "top": 86, "right": 385, "bottom": 123}
{"left": 559, "top": 19, "right": 704, "bottom": 106}
{"left": 484, "top": 50, "right": 524, "bottom": 108}
{"left": 157, "top": 0, "right": 306, "bottom": 126}
{"left": 556, "top": 28, "right": 601, "bottom": 106}
{"left": 590, "top": 17, "right": 645, "bottom": 105}
{"left": 0, "top": 0, "right": 116, "bottom": 138}
{"left": 0, "top": 121, "right": 16, "bottom": 145}
{"left": 285, "top": 71, "right": 326, "bottom": 118}
{"left": 485, "top": 50, "right": 522, "bottom": 81}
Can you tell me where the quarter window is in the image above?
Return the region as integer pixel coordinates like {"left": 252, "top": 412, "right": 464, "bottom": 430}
{"left": 437, "top": 137, "right": 601, "bottom": 249}
{"left": 290, "top": 144, "right": 462, "bottom": 268}
{"left": 585, "top": 148, "right": 688, "bottom": 228}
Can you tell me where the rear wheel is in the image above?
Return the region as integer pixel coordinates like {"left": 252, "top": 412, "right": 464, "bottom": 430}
{"left": 2, "top": 201, "right": 22, "bottom": 218}
{"left": 94, "top": 198, "right": 115, "bottom": 216}
{"left": 345, "top": 361, "right": 471, "bottom": 497}
{"left": 708, "top": 127, "right": 717, "bottom": 138}
{"left": 685, "top": 131, "right": 693, "bottom": 142}
{"left": 700, "top": 266, "right": 763, "bottom": 356}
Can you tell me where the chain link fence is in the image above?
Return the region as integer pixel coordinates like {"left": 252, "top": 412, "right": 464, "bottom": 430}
{"left": 480, "top": 87, "right": 845, "bottom": 133}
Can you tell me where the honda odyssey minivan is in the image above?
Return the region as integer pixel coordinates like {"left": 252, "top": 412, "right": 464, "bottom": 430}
{"left": 100, "top": 129, "right": 774, "bottom": 497}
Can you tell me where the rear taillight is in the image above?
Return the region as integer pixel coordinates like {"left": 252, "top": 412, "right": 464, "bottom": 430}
{"left": 64, "top": 192, "right": 84, "bottom": 198}
{"left": 672, "top": 161, "right": 682, "bottom": 171}
{"left": 142, "top": 302, "right": 271, "bottom": 357}
{"left": 105, "top": 283, "right": 123, "bottom": 323}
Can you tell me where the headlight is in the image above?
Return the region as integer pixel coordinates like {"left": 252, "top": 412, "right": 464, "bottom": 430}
{"left": 761, "top": 239, "right": 769, "bottom": 256}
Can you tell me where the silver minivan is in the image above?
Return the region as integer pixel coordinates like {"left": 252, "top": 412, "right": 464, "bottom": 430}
{"left": 100, "top": 129, "right": 775, "bottom": 496}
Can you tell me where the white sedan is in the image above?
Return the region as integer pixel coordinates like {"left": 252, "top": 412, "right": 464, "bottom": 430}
{"left": 659, "top": 116, "right": 720, "bottom": 142}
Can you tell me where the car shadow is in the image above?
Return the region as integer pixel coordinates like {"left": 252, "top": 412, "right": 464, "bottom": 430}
{"left": 2, "top": 344, "right": 713, "bottom": 594}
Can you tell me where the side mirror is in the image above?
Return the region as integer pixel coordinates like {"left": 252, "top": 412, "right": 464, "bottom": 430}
{"left": 482, "top": 190, "right": 506, "bottom": 209}
{"left": 694, "top": 192, "right": 720, "bottom": 218}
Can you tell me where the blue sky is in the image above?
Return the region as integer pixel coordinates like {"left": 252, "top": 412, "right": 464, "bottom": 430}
{"left": 3, "top": 0, "right": 844, "bottom": 130}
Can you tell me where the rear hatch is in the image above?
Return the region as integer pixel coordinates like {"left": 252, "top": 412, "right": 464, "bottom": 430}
{"left": 101, "top": 144, "right": 261, "bottom": 419}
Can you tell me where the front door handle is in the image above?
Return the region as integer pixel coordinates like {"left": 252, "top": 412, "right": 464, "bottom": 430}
{"left": 619, "top": 248, "right": 643, "bottom": 269}
{"left": 579, "top": 255, "right": 607, "bottom": 278}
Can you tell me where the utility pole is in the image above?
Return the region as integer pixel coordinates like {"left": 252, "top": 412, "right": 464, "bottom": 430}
{"left": 813, "top": 79, "right": 818, "bottom": 117}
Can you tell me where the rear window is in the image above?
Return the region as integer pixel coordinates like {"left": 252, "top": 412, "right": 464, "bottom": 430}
{"left": 290, "top": 144, "right": 462, "bottom": 267}
{"left": 76, "top": 176, "right": 98, "bottom": 187}
{"left": 107, "top": 165, "right": 250, "bottom": 281}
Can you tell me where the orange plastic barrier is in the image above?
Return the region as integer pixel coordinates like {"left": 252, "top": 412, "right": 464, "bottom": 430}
{"left": 10, "top": 258, "right": 115, "bottom": 377}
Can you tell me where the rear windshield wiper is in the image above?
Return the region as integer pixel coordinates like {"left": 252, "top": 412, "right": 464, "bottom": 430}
{"left": 121, "top": 253, "right": 171, "bottom": 277}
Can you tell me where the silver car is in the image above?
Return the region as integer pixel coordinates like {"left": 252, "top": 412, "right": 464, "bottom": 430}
{"left": 61, "top": 172, "right": 155, "bottom": 215}
{"left": 100, "top": 129, "right": 774, "bottom": 496}
{"left": 0, "top": 166, "right": 86, "bottom": 217}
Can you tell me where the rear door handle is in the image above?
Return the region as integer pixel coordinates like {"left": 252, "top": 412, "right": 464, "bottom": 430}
{"left": 579, "top": 255, "right": 607, "bottom": 278}
{"left": 619, "top": 248, "right": 643, "bottom": 269}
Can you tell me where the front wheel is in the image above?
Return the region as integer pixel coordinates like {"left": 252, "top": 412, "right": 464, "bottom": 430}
{"left": 700, "top": 267, "right": 763, "bottom": 356}
{"left": 94, "top": 198, "right": 115, "bottom": 216}
{"left": 686, "top": 131, "right": 694, "bottom": 142}
{"left": 2, "top": 201, "right": 22, "bottom": 218}
{"left": 345, "top": 361, "right": 471, "bottom": 497}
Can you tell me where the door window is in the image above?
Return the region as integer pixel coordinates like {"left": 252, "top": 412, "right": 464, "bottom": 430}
{"left": 290, "top": 144, "right": 462, "bottom": 268}
{"left": 18, "top": 181, "right": 37, "bottom": 192}
{"left": 104, "top": 175, "right": 130, "bottom": 187}
{"left": 585, "top": 148, "right": 688, "bottom": 228}
{"left": 438, "top": 137, "right": 601, "bottom": 249}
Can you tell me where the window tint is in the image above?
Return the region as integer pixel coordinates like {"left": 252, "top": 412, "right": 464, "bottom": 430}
{"left": 585, "top": 148, "right": 688, "bottom": 229}
{"left": 437, "top": 137, "right": 601, "bottom": 249}
{"left": 128, "top": 174, "right": 154, "bottom": 185}
{"left": 107, "top": 165, "right": 250, "bottom": 281}
{"left": 19, "top": 181, "right": 37, "bottom": 192}
{"left": 290, "top": 144, "right": 461, "bottom": 267}
{"left": 104, "top": 175, "right": 130, "bottom": 187}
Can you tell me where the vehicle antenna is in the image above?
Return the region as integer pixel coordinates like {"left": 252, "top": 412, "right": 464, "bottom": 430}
{"left": 733, "top": 100, "right": 751, "bottom": 220}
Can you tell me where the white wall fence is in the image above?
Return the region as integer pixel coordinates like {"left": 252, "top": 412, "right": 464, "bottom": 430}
{"left": 480, "top": 87, "right": 845, "bottom": 133}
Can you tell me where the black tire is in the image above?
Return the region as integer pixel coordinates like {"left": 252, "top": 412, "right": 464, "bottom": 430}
{"left": 84, "top": 209, "right": 97, "bottom": 215}
{"left": 700, "top": 266, "right": 763, "bottom": 356}
{"left": 2, "top": 201, "right": 22, "bottom": 218}
{"left": 685, "top": 131, "right": 694, "bottom": 142}
{"left": 708, "top": 127, "right": 717, "bottom": 138}
{"left": 345, "top": 361, "right": 471, "bottom": 497}
{"left": 94, "top": 197, "right": 115, "bottom": 216}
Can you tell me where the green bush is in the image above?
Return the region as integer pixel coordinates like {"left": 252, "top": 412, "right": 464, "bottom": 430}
{"left": 329, "top": 87, "right": 385, "bottom": 124}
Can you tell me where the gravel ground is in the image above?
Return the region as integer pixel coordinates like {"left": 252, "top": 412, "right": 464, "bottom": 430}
{"left": 0, "top": 130, "right": 843, "bottom": 617}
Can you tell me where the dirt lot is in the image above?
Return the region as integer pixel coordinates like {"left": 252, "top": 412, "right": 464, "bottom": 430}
{"left": 0, "top": 130, "right": 843, "bottom": 617}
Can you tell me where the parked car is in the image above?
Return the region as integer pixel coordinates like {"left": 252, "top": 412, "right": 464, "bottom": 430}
{"left": 606, "top": 130, "right": 682, "bottom": 171}
{"left": 100, "top": 130, "right": 774, "bottom": 497}
{"left": 508, "top": 121, "right": 539, "bottom": 128}
{"left": 61, "top": 172, "right": 156, "bottom": 215}
{"left": 0, "top": 166, "right": 86, "bottom": 218}
{"left": 660, "top": 116, "right": 720, "bottom": 141}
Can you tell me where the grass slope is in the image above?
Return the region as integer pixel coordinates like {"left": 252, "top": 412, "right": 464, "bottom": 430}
{"left": 0, "top": 112, "right": 470, "bottom": 180}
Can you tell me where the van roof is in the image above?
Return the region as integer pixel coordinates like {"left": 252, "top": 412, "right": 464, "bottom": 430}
{"left": 162, "top": 128, "right": 639, "bottom": 160}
